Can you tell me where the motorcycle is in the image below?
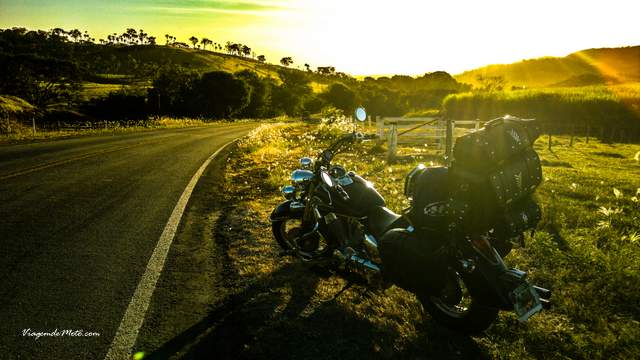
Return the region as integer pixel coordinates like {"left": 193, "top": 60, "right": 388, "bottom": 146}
{"left": 269, "top": 108, "right": 550, "bottom": 334}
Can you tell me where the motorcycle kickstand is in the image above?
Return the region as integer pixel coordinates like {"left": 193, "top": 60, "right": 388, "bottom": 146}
{"left": 319, "top": 280, "right": 355, "bottom": 303}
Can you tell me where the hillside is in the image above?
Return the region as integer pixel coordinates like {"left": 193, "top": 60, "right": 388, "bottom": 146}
{"left": 83, "top": 45, "right": 282, "bottom": 79}
{"left": 455, "top": 46, "right": 640, "bottom": 88}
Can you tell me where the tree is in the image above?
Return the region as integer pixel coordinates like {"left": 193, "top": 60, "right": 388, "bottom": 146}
{"left": 50, "top": 28, "right": 67, "bottom": 41}
{"left": 201, "top": 38, "right": 212, "bottom": 50}
{"left": 235, "top": 70, "right": 269, "bottom": 118}
{"left": 257, "top": 55, "right": 266, "bottom": 63}
{"left": 322, "top": 83, "right": 356, "bottom": 112}
{"left": 271, "top": 69, "right": 310, "bottom": 116}
{"left": 241, "top": 45, "right": 251, "bottom": 57}
{"left": 138, "top": 29, "right": 147, "bottom": 44}
{"left": 149, "top": 65, "right": 197, "bottom": 115}
{"left": 147, "top": 36, "right": 156, "bottom": 45}
{"left": 304, "top": 63, "right": 311, "bottom": 72}
{"left": 280, "top": 57, "right": 293, "bottom": 67}
{"left": 125, "top": 28, "right": 138, "bottom": 45}
{"left": 0, "top": 53, "right": 82, "bottom": 105}
{"left": 317, "top": 66, "right": 336, "bottom": 75}
{"left": 189, "top": 36, "right": 198, "bottom": 48}
{"left": 189, "top": 71, "right": 250, "bottom": 118}
{"left": 68, "top": 29, "right": 82, "bottom": 42}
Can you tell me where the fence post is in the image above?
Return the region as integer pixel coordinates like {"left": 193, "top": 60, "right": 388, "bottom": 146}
{"left": 376, "top": 116, "right": 384, "bottom": 144}
{"left": 548, "top": 133, "right": 552, "bottom": 151}
{"left": 32, "top": 117, "right": 36, "bottom": 135}
{"left": 367, "top": 115, "right": 372, "bottom": 129}
{"left": 387, "top": 123, "right": 397, "bottom": 162}
{"left": 569, "top": 124, "right": 575, "bottom": 147}
{"left": 445, "top": 119, "right": 454, "bottom": 162}
{"left": 586, "top": 123, "right": 590, "bottom": 144}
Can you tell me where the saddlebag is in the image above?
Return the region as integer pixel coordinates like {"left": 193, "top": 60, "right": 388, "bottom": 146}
{"left": 404, "top": 166, "right": 450, "bottom": 232}
{"left": 452, "top": 116, "right": 541, "bottom": 172}
{"left": 378, "top": 228, "right": 448, "bottom": 293}
{"left": 382, "top": 165, "right": 450, "bottom": 293}
{"left": 449, "top": 116, "right": 543, "bottom": 238}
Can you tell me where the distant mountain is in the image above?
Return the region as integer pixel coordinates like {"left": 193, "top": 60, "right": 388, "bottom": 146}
{"left": 454, "top": 46, "right": 640, "bottom": 88}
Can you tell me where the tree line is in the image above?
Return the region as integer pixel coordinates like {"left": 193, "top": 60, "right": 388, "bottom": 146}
{"left": 0, "top": 26, "right": 471, "bottom": 123}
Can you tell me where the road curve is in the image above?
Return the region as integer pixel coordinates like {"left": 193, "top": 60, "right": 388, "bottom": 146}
{"left": 0, "top": 123, "right": 256, "bottom": 359}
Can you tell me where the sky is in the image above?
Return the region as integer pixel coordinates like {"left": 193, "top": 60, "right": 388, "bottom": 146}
{"left": 1, "top": 0, "right": 639, "bottom": 76}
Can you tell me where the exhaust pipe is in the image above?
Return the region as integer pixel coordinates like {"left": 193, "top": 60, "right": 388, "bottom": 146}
{"left": 334, "top": 247, "right": 381, "bottom": 274}
{"left": 534, "top": 285, "right": 552, "bottom": 309}
{"left": 348, "top": 254, "right": 381, "bottom": 273}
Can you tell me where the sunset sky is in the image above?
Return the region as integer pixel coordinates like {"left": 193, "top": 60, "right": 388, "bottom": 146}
{"left": 1, "top": 0, "right": 638, "bottom": 75}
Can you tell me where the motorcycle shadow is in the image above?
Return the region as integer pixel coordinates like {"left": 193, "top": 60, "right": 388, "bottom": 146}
{"left": 145, "top": 262, "right": 489, "bottom": 360}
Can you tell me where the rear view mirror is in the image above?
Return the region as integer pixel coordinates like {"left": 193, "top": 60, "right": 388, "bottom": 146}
{"left": 354, "top": 107, "right": 367, "bottom": 122}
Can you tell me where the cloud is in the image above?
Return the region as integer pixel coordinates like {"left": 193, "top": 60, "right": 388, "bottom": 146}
{"left": 141, "top": 0, "right": 295, "bottom": 16}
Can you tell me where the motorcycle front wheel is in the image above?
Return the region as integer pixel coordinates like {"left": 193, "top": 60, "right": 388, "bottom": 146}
{"left": 418, "top": 270, "right": 498, "bottom": 335}
{"left": 272, "top": 216, "right": 303, "bottom": 251}
{"left": 272, "top": 215, "right": 329, "bottom": 259}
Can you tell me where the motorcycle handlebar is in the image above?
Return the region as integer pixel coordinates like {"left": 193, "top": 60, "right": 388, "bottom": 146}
{"left": 317, "top": 132, "right": 376, "bottom": 167}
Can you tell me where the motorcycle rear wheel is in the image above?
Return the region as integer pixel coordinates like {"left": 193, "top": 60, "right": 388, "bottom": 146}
{"left": 419, "top": 270, "right": 498, "bottom": 335}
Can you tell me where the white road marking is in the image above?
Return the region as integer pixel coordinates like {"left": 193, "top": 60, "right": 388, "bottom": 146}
{"left": 104, "top": 141, "right": 235, "bottom": 360}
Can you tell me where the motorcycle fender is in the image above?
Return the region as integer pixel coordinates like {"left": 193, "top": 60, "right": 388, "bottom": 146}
{"left": 270, "top": 200, "right": 304, "bottom": 222}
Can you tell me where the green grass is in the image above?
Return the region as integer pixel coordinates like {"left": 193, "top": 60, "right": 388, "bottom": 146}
{"left": 219, "top": 122, "right": 639, "bottom": 359}
{"left": 443, "top": 84, "right": 640, "bottom": 130}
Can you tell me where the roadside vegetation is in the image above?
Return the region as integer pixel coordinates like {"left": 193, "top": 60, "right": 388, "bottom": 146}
{"left": 208, "top": 121, "right": 639, "bottom": 359}
{"left": 444, "top": 83, "right": 640, "bottom": 134}
{"left": 1, "top": 27, "right": 638, "bottom": 144}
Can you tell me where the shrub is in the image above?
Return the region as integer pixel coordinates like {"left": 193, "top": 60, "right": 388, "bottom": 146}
{"left": 81, "top": 91, "right": 148, "bottom": 120}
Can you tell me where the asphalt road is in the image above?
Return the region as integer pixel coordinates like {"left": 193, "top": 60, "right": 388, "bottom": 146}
{"left": 0, "top": 123, "right": 256, "bottom": 359}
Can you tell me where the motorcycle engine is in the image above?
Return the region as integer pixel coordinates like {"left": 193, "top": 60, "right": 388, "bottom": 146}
{"left": 321, "top": 212, "right": 364, "bottom": 250}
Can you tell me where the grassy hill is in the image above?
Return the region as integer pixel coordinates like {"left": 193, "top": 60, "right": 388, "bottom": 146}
{"left": 87, "top": 45, "right": 281, "bottom": 78}
{"left": 76, "top": 45, "right": 341, "bottom": 99}
{"left": 77, "top": 45, "right": 288, "bottom": 99}
{"left": 455, "top": 46, "right": 640, "bottom": 88}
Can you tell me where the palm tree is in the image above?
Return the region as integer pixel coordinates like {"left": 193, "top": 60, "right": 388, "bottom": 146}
{"left": 189, "top": 36, "right": 198, "bottom": 48}
{"left": 257, "top": 55, "right": 266, "bottom": 63}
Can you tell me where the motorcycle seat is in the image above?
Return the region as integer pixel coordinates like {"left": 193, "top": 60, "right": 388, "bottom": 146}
{"left": 367, "top": 206, "right": 406, "bottom": 239}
